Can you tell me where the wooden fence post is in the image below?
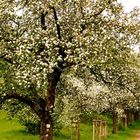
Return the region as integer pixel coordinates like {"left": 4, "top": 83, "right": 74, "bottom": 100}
{"left": 70, "top": 125, "right": 73, "bottom": 140}
{"left": 76, "top": 122, "right": 80, "bottom": 140}
{"left": 99, "top": 121, "right": 102, "bottom": 140}
{"left": 105, "top": 121, "right": 108, "bottom": 139}
{"left": 93, "top": 120, "right": 95, "bottom": 140}
{"left": 93, "top": 120, "right": 108, "bottom": 140}
{"left": 71, "top": 120, "right": 80, "bottom": 140}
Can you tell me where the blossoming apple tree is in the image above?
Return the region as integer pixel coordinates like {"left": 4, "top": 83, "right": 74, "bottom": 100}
{"left": 0, "top": 0, "right": 140, "bottom": 140}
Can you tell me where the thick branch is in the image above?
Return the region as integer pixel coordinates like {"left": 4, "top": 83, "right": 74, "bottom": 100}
{"left": 52, "top": 7, "right": 61, "bottom": 40}
{"left": 41, "top": 12, "right": 47, "bottom": 30}
{"left": 0, "top": 92, "right": 41, "bottom": 115}
{"left": 51, "top": 6, "right": 67, "bottom": 68}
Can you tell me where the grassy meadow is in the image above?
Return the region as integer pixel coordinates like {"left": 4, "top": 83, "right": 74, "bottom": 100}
{"left": 0, "top": 110, "right": 39, "bottom": 140}
{"left": 107, "top": 120, "right": 140, "bottom": 140}
{"left": 0, "top": 110, "right": 140, "bottom": 140}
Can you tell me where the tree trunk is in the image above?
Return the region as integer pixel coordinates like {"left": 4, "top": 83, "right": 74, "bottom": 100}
{"left": 123, "top": 114, "right": 127, "bottom": 129}
{"left": 112, "top": 111, "right": 118, "bottom": 134}
{"left": 41, "top": 67, "right": 61, "bottom": 140}
{"left": 126, "top": 110, "right": 132, "bottom": 125}
{"left": 134, "top": 111, "right": 139, "bottom": 121}
{"left": 40, "top": 112, "right": 53, "bottom": 140}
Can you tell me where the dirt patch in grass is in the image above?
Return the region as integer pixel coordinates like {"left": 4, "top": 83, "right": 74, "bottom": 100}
{"left": 135, "top": 131, "right": 140, "bottom": 140}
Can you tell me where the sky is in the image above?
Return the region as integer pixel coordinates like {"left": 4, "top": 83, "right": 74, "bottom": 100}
{"left": 118, "top": 0, "right": 140, "bottom": 12}
{"left": 118, "top": 0, "right": 140, "bottom": 52}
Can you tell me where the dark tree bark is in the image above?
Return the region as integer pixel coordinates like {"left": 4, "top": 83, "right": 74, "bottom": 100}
{"left": 40, "top": 67, "right": 61, "bottom": 140}
{"left": 112, "top": 111, "right": 118, "bottom": 134}
{"left": 127, "top": 110, "right": 134, "bottom": 125}
{"left": 40, "top": 6, "right": 65, "bottom": 140}
{"left": 0, "top": 92, "right": 54, "bottom": 140}
{"left": 134, "top": 111, "right": 140, "bottom": 121}
{"left": 0, "top": 92, "right": 41, "bottom": 115}
{"left": 39, "top": 111, "right": 53, "bottom": 140}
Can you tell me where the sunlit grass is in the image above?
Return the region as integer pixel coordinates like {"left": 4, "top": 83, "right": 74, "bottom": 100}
{"left": 55, "top": 123, "right": 93, "bottom": 140}
{"left": 0, "top": 110, "right": 93, "bottom": 140}
{"left": 0, "top": 110, "right": 140, "bottom": 140}
{"left": 108, "top": 120, "right": 140, "bottom": 140}
{"left": 0, "top": 110, "right": 39, "bottom": 140}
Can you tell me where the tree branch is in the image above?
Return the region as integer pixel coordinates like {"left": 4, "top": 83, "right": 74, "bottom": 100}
{"left": 41, "top": 11, "right": 48, "bottom": 30}
{"left": 0, "top": 92, "right": 41, "bottom": 115}
{"left": 93, "top": 0, "right": 112, "bottom": 17}
{"left": 52, "top": 7, "right": 61, "bottom": 40}
{"left": 91, "top": 66, "right": 112, "bottom": 87}
{"left": 0, "top": 55, "right": 13, "bottom": 64}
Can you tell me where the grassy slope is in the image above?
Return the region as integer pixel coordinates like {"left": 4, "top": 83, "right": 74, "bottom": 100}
{"left": 0, "top": 110, "right": 140, "bottom": 140}
{"left": 0, "top": 111, "right": 92, "bottom": 140}
{"left": 0, "top": 110, "right": 93, "bottom": 140}
{"left": 0, "top": 110, "right": 39, "bottom": 140}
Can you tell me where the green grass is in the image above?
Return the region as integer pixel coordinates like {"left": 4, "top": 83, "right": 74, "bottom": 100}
{"left": 0, "top": 110, "right": 93, "bottom": 140}
{"left": 107, "top": 120, "right": 140, "bottom": 140}
{"left": 0, "top": 110, "right": 39, "bottom": 140}
{"left": 0, "top": 110, "right": 140, "bottom": 140}
{"left": 55, "top": 123, "right": 93, "bottom": 140}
